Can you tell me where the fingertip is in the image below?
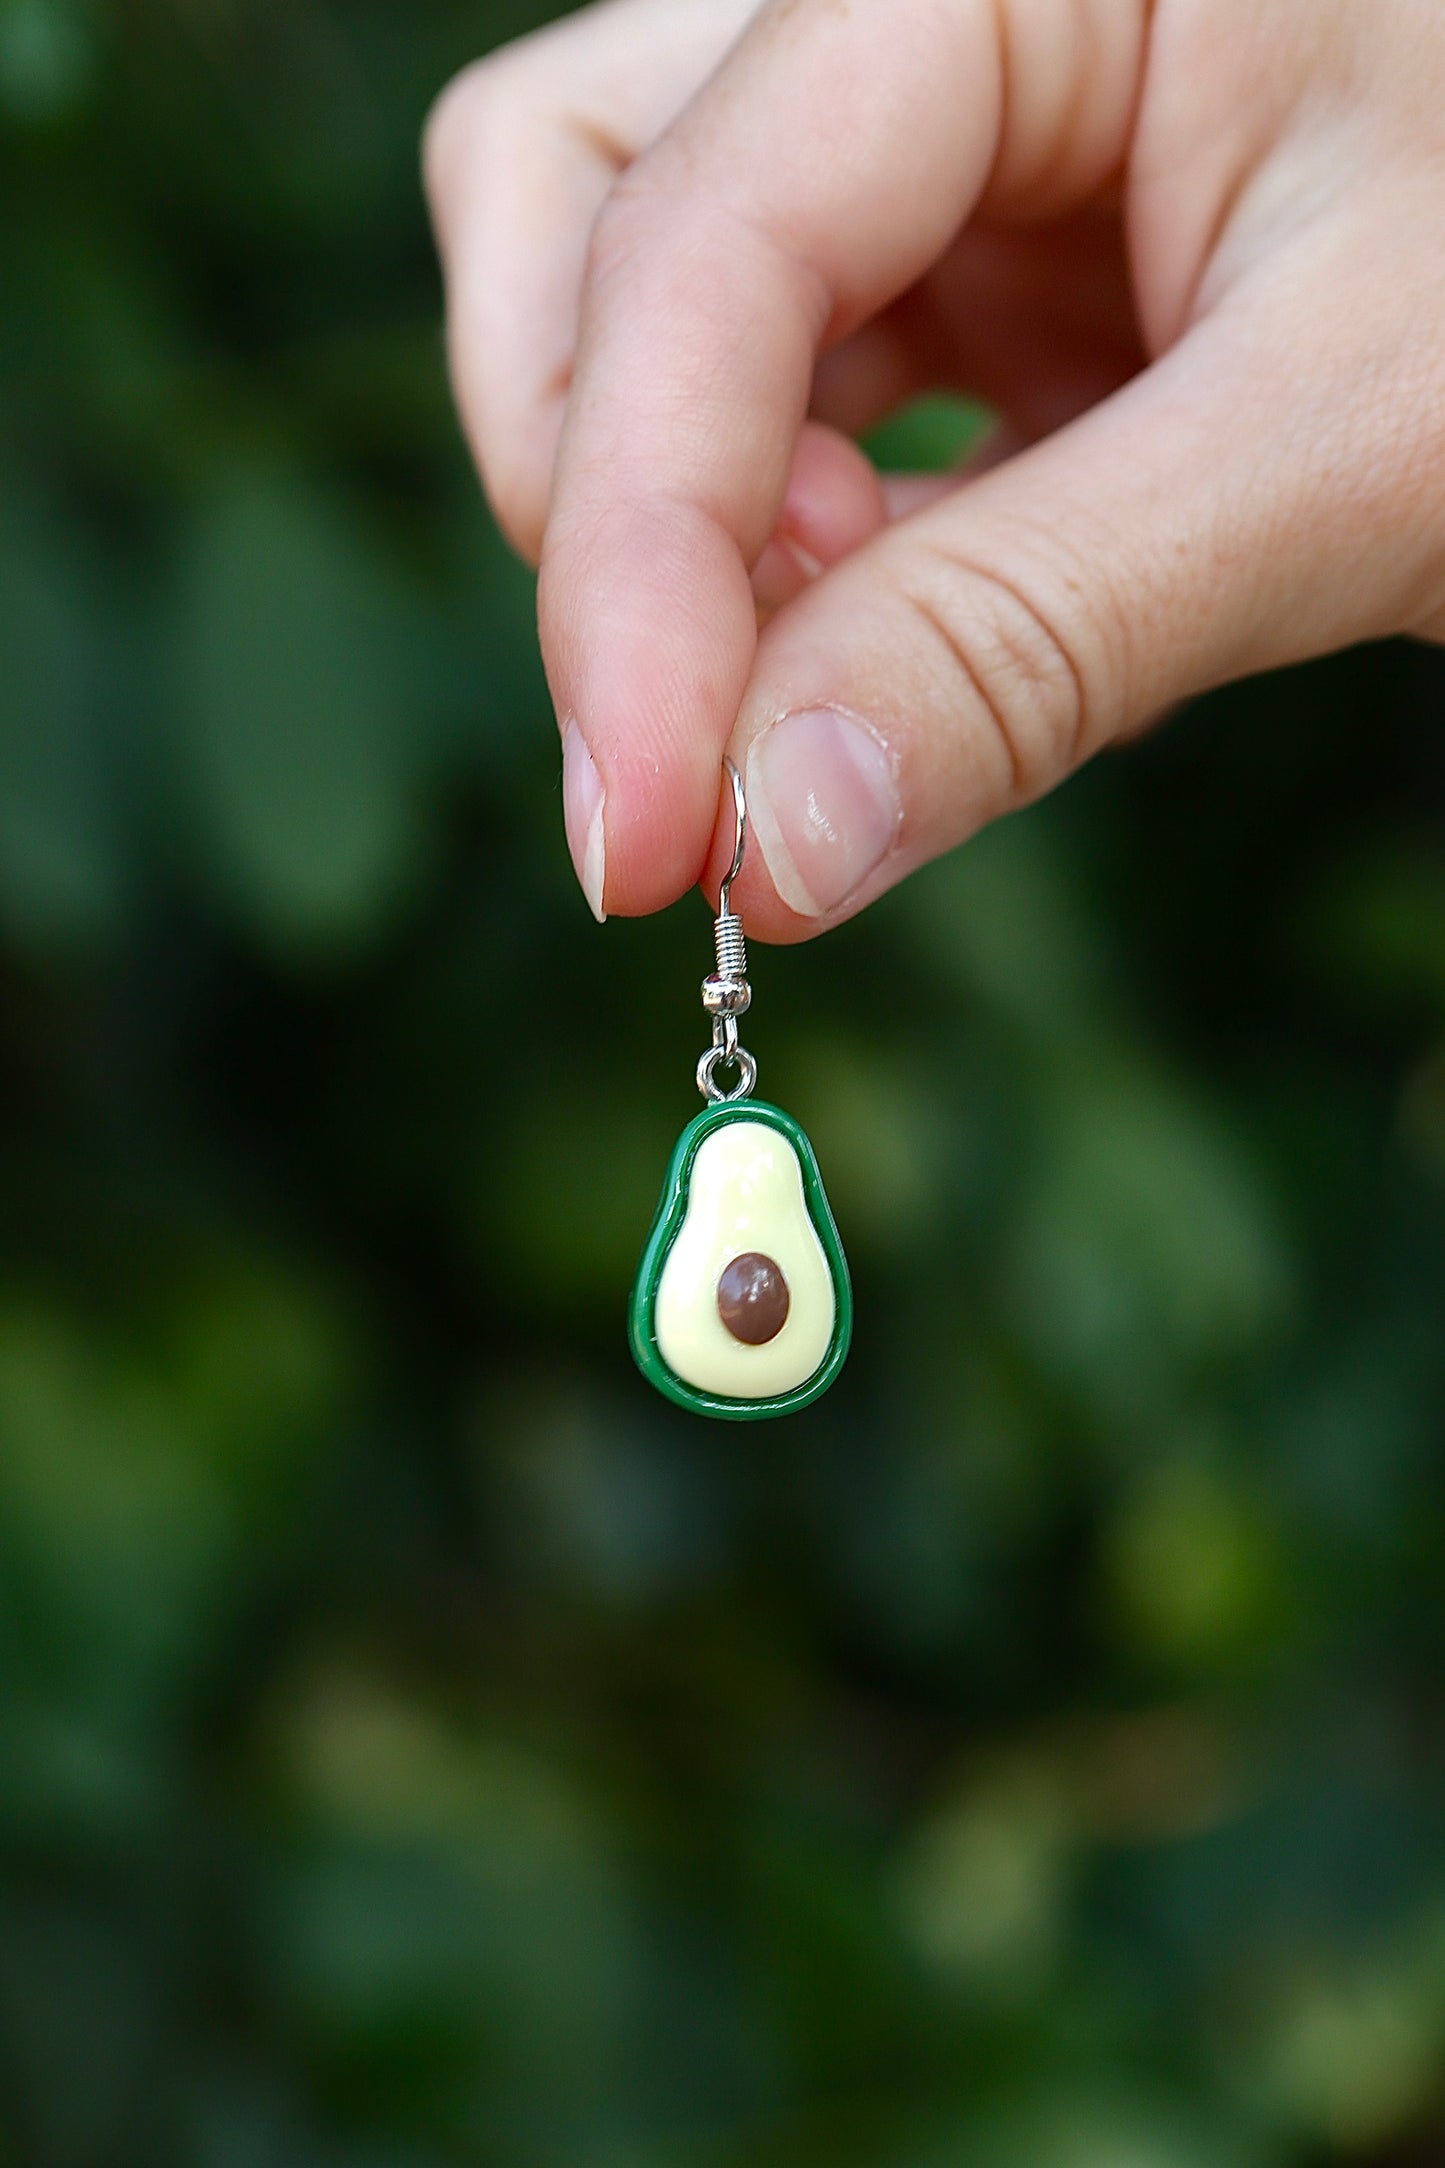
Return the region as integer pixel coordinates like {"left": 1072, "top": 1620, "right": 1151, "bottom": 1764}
{"left": 540, "top": 498, "right": 760, "bottom": 917}
{"left": 752, "top": 423, "right": 889, "bottom": 614}
{"left": 420, "top": 57, "right": 483, "bottom": 229}
{"left": 779, "top": 422, "right": 888, "bottom": 565}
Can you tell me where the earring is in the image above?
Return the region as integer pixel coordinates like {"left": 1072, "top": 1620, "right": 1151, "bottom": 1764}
{"left": 629, "top": 760, "right": 852, "bottom": 1419}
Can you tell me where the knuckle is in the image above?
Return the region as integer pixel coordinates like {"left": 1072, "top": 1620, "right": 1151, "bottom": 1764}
{"left": 902, "top": 544, "right": 1092, "bottom": 803}
{"left": 421, "top": 46, "right": 529, "bottom": 205}
{"left": 421, "top": 60, "right": 490, "bottom": 206}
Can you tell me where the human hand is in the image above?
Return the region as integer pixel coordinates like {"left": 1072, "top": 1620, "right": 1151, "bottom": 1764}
{"left": 425, "top": 0, "right": 1445, "bottom": 935}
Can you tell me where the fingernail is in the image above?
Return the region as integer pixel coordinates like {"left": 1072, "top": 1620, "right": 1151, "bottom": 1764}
{"left": 747, "top": 707, "right": 899, "bottom": 917}
{"left": 561, "top": 722, "right": 606, "bottom": 922}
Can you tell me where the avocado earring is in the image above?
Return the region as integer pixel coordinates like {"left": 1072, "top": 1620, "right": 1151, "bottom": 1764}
{"left": 629, "top": 759, "right": 852, "bottom": 1419}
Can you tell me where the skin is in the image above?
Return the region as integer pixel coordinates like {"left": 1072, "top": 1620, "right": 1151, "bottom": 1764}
{"left": 424, "top": 0, "right": 1445, "bottom": 939}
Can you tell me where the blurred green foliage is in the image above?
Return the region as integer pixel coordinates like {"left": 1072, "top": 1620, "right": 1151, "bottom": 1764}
{"left": 2, "top": 3, "right": 1445, "bottom": 2163}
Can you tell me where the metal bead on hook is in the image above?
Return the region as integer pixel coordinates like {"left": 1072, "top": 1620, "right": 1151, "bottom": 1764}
{"left": 699, "top": 758, "right": 757, "bottom": 1102}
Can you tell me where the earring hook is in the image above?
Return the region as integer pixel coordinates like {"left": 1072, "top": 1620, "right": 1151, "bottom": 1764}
{"left": 718, "top": 757, "right": 747, "bottom": 918}
{"left": 699, "top": 757, "right": 756, "bottom": 1102}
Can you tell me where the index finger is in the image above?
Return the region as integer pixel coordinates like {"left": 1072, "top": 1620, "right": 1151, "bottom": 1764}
{"left": 543, "top": 0, "right": 1019, "bottom": 918}
{"left": 546, "top": 0, "right": 1149, "bottom": 919}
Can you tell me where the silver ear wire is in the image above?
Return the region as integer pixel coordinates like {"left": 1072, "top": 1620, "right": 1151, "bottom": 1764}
{"left": 717, "top": 756, "right": 747, "bottom": 915}
{"left": 698, "top": 758, "right": 758, "bottom": 1103}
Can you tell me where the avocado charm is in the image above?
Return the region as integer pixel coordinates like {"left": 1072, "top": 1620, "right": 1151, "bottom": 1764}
{"left": 629, "top": 763, "right": 852, "bottom": 1420}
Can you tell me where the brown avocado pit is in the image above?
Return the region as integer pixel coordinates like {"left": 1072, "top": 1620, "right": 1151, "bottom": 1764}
{"left": 717, "top": 1251, "right": 790, "bottom": 1345}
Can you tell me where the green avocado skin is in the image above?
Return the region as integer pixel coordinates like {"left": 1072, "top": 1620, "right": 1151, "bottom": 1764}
{"left": 629, "top": 1098, "right": 853, "bottom": 1421}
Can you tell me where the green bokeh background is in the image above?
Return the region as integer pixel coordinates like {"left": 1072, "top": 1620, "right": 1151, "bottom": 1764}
{"left": 4, "top": 2, "right": 1445, "bottom": 2162}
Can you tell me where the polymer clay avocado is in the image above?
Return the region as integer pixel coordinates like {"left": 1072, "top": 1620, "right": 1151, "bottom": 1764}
{"left": 629, "top": 1099, "right": 851, "bottom": 1420}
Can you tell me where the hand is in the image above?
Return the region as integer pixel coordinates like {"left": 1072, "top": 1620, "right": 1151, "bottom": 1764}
{"left": 425, "top": 0, "right": 1445, "bottom": 935}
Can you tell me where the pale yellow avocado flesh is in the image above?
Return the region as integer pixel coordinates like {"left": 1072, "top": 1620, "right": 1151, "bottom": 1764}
{"left": 653, "top": 1120, "right": 835, "bottom": 1398}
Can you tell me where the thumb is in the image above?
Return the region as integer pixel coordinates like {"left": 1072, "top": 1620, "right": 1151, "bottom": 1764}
{"left": 724, "top": 283, "right": 1441, "bottom": 939}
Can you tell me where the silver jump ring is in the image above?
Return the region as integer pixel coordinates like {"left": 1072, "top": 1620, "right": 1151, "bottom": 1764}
{"left": 697, "top": 1044, "right": 757, "bottom": 1104}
